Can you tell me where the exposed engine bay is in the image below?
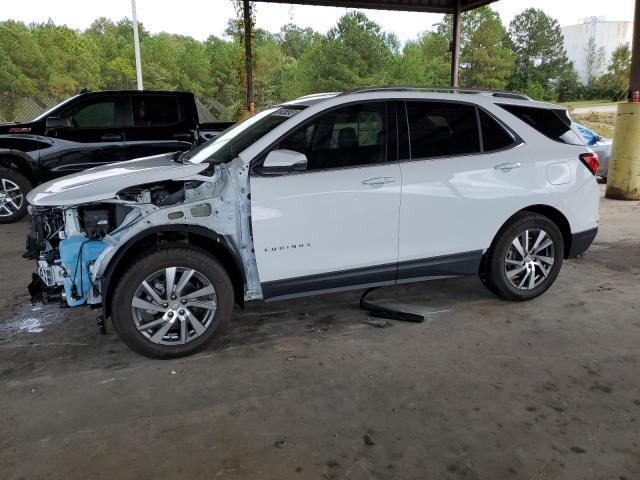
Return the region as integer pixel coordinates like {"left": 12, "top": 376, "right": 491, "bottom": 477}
{"left": 27, "top": 159, "right": 262, "bottom": 309}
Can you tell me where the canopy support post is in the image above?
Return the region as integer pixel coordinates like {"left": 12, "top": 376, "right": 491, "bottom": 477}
{"left": 450, "top": 0, "right": 461, "bottom": 88}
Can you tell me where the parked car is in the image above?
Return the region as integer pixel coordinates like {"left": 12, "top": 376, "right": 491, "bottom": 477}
{"left": 25, "top": 87, "right": 600, "bottom": 358}
{"left": 0, "top": 90, "right": 234, "bottom": 223}
{"left": 575, "top": 123, "right": 612, "bottom": 181}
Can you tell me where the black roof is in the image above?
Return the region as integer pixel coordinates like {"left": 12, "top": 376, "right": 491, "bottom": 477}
{"left": 76, "top": 90, "right": 194, "bottom": 96}
{"left": 256, "top": 0, "right": 497, "bottom": 13}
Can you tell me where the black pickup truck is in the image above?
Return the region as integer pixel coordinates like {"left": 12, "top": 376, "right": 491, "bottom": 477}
{"left": 0, "top": 90, "right": 234, "bottom": 223}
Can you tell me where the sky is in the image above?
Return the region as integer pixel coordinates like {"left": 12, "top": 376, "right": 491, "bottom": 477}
{"left": 0, "top": 0, "right": 636, "bottom": 45}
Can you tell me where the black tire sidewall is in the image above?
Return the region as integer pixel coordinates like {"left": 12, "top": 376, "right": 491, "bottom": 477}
{"left": 0, "top": 168, "right": 31, "bottom": 224}
{"left": 112, "top": 247, "right": 234, "bottom": 359}
{"left": 487, "top": 214, "right": 564, "bottom": 301}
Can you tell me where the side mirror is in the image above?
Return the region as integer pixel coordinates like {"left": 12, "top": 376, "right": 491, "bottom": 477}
{"left": 46, "top": 117, "right": 72, "bottom": 130}
{"left": 260, "top": 149, "right": 307, "bottom": 174}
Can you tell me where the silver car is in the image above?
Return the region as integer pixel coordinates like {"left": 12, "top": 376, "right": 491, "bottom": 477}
{"left": 576, "top": 123, "right": 612, "bottom": 181}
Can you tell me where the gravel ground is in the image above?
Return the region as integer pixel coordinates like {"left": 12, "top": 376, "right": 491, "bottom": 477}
{"left": 1, "top": 186, "right": 639, "bottom": 480}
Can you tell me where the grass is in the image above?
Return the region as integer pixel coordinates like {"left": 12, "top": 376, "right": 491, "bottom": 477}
{"left": 573, "top": 111, "right": 616, "bottom": 138}
{"left": 560, "top": 99, "right": 619, "bottom": 109}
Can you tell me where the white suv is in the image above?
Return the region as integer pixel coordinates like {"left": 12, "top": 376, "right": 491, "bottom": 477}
{"left": 26, "top": 87, "right": 600, "bottom": 358}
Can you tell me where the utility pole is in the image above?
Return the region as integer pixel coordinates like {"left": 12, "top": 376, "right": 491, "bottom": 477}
{"left": 243, "top": 0, "right": 255, "bottom": 113}
{"left": 131, "top": 0, "right": 143, "bottom": 90}
{"left": 449, "top": 0, "right": 461, "bottom": 88}
{"left": 605, "top": 0, "right": 640, "bottom": 200}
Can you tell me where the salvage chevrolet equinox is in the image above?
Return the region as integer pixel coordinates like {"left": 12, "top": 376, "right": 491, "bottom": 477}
{"left": 26, "top": 87, "right": 600, "bottom": 358}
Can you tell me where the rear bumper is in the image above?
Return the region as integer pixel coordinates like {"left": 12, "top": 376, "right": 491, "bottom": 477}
{"left": 568, "top": 227, "right": 598, "bottom": 258}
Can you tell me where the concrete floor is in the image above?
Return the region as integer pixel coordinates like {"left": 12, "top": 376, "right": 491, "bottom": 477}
{"left": 1, "top": 187, "right": 639, "bottom": 480}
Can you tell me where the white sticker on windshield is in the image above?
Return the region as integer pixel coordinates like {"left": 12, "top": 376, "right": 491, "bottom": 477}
{"left": 274, "top": 108, "right": 300, "bottom": 118}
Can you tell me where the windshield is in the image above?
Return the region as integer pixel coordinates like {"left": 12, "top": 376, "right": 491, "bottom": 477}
{"left": 32, "top": 95, "right": 81, "bottom": 122}
{"left": 183, "top": 106, "right": 305, "bottom": 164}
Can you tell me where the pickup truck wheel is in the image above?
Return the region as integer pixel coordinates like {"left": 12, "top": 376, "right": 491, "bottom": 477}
{"left": 111, "top": 247, "right": 234, "bottom": 359}
{"left": 482, "top": 213, "right": 564, "bottom": 301}
{"left": 0, "top": 168, "right": 31, "bottom": 223}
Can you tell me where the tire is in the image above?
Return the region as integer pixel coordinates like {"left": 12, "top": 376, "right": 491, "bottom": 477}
{"left": 482, "top": 212, "right": 564, "bottom": 301}
{"left": 111, "top": 247, "right": 234, "bottom": 359}
{"left": 0, "top": 168, "right": 31, "bottom": 224}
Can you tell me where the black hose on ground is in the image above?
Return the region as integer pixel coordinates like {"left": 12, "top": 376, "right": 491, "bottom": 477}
{"left": 359, "top": 287, "right": 425, "bottom": 323}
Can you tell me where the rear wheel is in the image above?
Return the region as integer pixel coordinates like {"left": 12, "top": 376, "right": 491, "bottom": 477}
{"left": 0, "top": 168, "right": 31, "bottom": 223}
{"left": 111, "top": 247, "right": 234, "bottom": 359}
{"left": 482, "top": 213, "right": 564, "bottom": 301}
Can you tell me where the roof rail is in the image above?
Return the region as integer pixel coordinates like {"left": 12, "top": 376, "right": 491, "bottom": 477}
{"left": 341, "top": 85, "right": 531, "bottom": 101}
{"left": 295, "top": 92, "right": 341, "bottom": 100}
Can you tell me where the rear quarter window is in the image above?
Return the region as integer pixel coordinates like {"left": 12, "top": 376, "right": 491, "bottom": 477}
{"left": 132, "top": 95, "right": 183, "bottom": 127}
{"left": 498, "top": 104, "right": 584, "bottom": 145}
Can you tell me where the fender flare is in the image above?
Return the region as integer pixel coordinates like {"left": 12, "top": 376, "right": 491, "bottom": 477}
{"left": 0, "top": 148, "right": 38, "bottom": 184}
{"left": 100, "top": 224, "right": 246, "bottom": 318}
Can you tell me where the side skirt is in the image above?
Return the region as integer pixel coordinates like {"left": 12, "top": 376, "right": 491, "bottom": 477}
{"left": 261, "top": 250, "right": 483, "bottom": 302}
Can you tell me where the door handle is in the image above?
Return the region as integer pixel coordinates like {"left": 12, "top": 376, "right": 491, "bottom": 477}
{"left": 362, "top": 177, "right": 396, "bottom": 186}
{"left": 101, "top": 134, "right": 122, "bottom": 141}
{"left": 495, "top": 162, "right": 521, "bottom": 171}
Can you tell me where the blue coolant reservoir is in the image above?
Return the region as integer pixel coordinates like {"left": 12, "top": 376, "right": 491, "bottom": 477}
{"left": 59, "top": 235, "right": 109, "bottom": 307}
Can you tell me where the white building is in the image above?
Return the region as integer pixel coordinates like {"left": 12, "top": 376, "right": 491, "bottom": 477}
{"left": 561, "top": 17, "right": 633, "bottom": 83}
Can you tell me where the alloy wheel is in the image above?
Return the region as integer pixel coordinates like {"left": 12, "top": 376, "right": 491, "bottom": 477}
{"left": 131, "top": 267, "right": 218, "bottom": 345}
{"left": 504, "top": 228, "right": 555, "bottom": 290}
{"left": 0, "top": 178, "right": 24, "bottom": 217}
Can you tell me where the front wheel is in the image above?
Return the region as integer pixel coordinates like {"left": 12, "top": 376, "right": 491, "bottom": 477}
{"left": 111, "top": 247, "right": 234, "bottom": 359}
{"left": 0, "top": 168, "right": 31, "bottom": 223}
{"left": 482, "top": 213, "right": 564, "bottom": 301}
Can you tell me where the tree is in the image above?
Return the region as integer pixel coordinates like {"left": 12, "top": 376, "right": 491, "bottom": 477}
{"left": 277, "top": 24, "right": 320, "bottom": 60}
{"left": 285, "top": 12, "right": 398, "bottom": 96}
{"left": 507, "top": 8, "right": 570, "bottom": 98}
{"left": 459, "top": 8, "right": 514, "bottom": 89}
{"left": 0, "top": 21, "right": 45, "bottom": 120}
{"left": 595, "top": 43, "right": 632, "bottom": 100}
{"left": 394, "top": 32, "right": 450, "bottom": 86}
{"left": 584, "top": 37, "right": 606, "bottom": 91}
{"left": 418, "top": 7, "right": 514, "bottom": 89}
{"left": 555, "top": 62, "right": 582, "bottom": 101}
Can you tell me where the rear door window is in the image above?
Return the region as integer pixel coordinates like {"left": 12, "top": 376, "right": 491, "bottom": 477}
{"left": 404, "top": 102, "right": 480, "bottom": 159}
{"left": 132, "top": 95, "right": 182, "bottom": 127}
{"left": 497, "top": 104, "right": 583, "bottom": 145}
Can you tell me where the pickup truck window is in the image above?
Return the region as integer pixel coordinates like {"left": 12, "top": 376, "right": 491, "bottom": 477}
{"left": 132, "top": 95, "right": 182, "bottom": 126}
{"left": 71, "top": 100, "right": 117, "bottom": 129}
{"left": 184, "top": 106, "right": 304, "bottom": 165}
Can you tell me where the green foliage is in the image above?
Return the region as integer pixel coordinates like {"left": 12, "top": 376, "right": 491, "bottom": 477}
{"left": 594, "top": 43, "right": 632, "bottom": 100}
{"left": 394, "top": 32, "right": 450, "bottom": 86}
{"left": 284, "top": 11, "right": 399, "bottom": 97}
{"left": 524, "top": 80, "right": 545, "bottom": 100}
{"left": 459, "top": 8, "right": 514, "bottom": 89}
{"left": 507, "top": 8, "right": 570, "bottom": 99}
{"left": 1, "top": 7, "right": 623, "bottom": 122}
{"left": 555, "top": 63, "right": 582, "bottom": 102}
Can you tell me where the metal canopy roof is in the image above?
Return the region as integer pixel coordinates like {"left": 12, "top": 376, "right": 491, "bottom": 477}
{"left": 256, "top": 0, "right": 497, "bottom": 13}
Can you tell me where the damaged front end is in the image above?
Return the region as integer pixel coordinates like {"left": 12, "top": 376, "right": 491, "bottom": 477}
{"left": 25, "top": 153, "right": 262, "bottom": 312}
{"left": 26, "top": 203, "right": 130, "bottom": 305}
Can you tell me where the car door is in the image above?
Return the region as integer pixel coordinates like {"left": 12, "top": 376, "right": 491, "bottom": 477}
{"left": 397, "top": 100, "right": 526, "bottom": 280}
{"left": 122, "top": 94, "right": 195, "bottom": 160}
{"left": 40, "top": 95, "right": 127, "bottom": 178}
{"left": 250, "top": 101, "right": 402, "bottom": 299}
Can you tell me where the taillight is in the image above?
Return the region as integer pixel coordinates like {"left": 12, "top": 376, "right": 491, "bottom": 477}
{"left": 579, "top": 152, "right": 599, "bottom": 176}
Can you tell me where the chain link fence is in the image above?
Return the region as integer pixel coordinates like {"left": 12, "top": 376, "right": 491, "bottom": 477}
{"left": 1, "top": 96, "right": 232, "bottom": 124}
